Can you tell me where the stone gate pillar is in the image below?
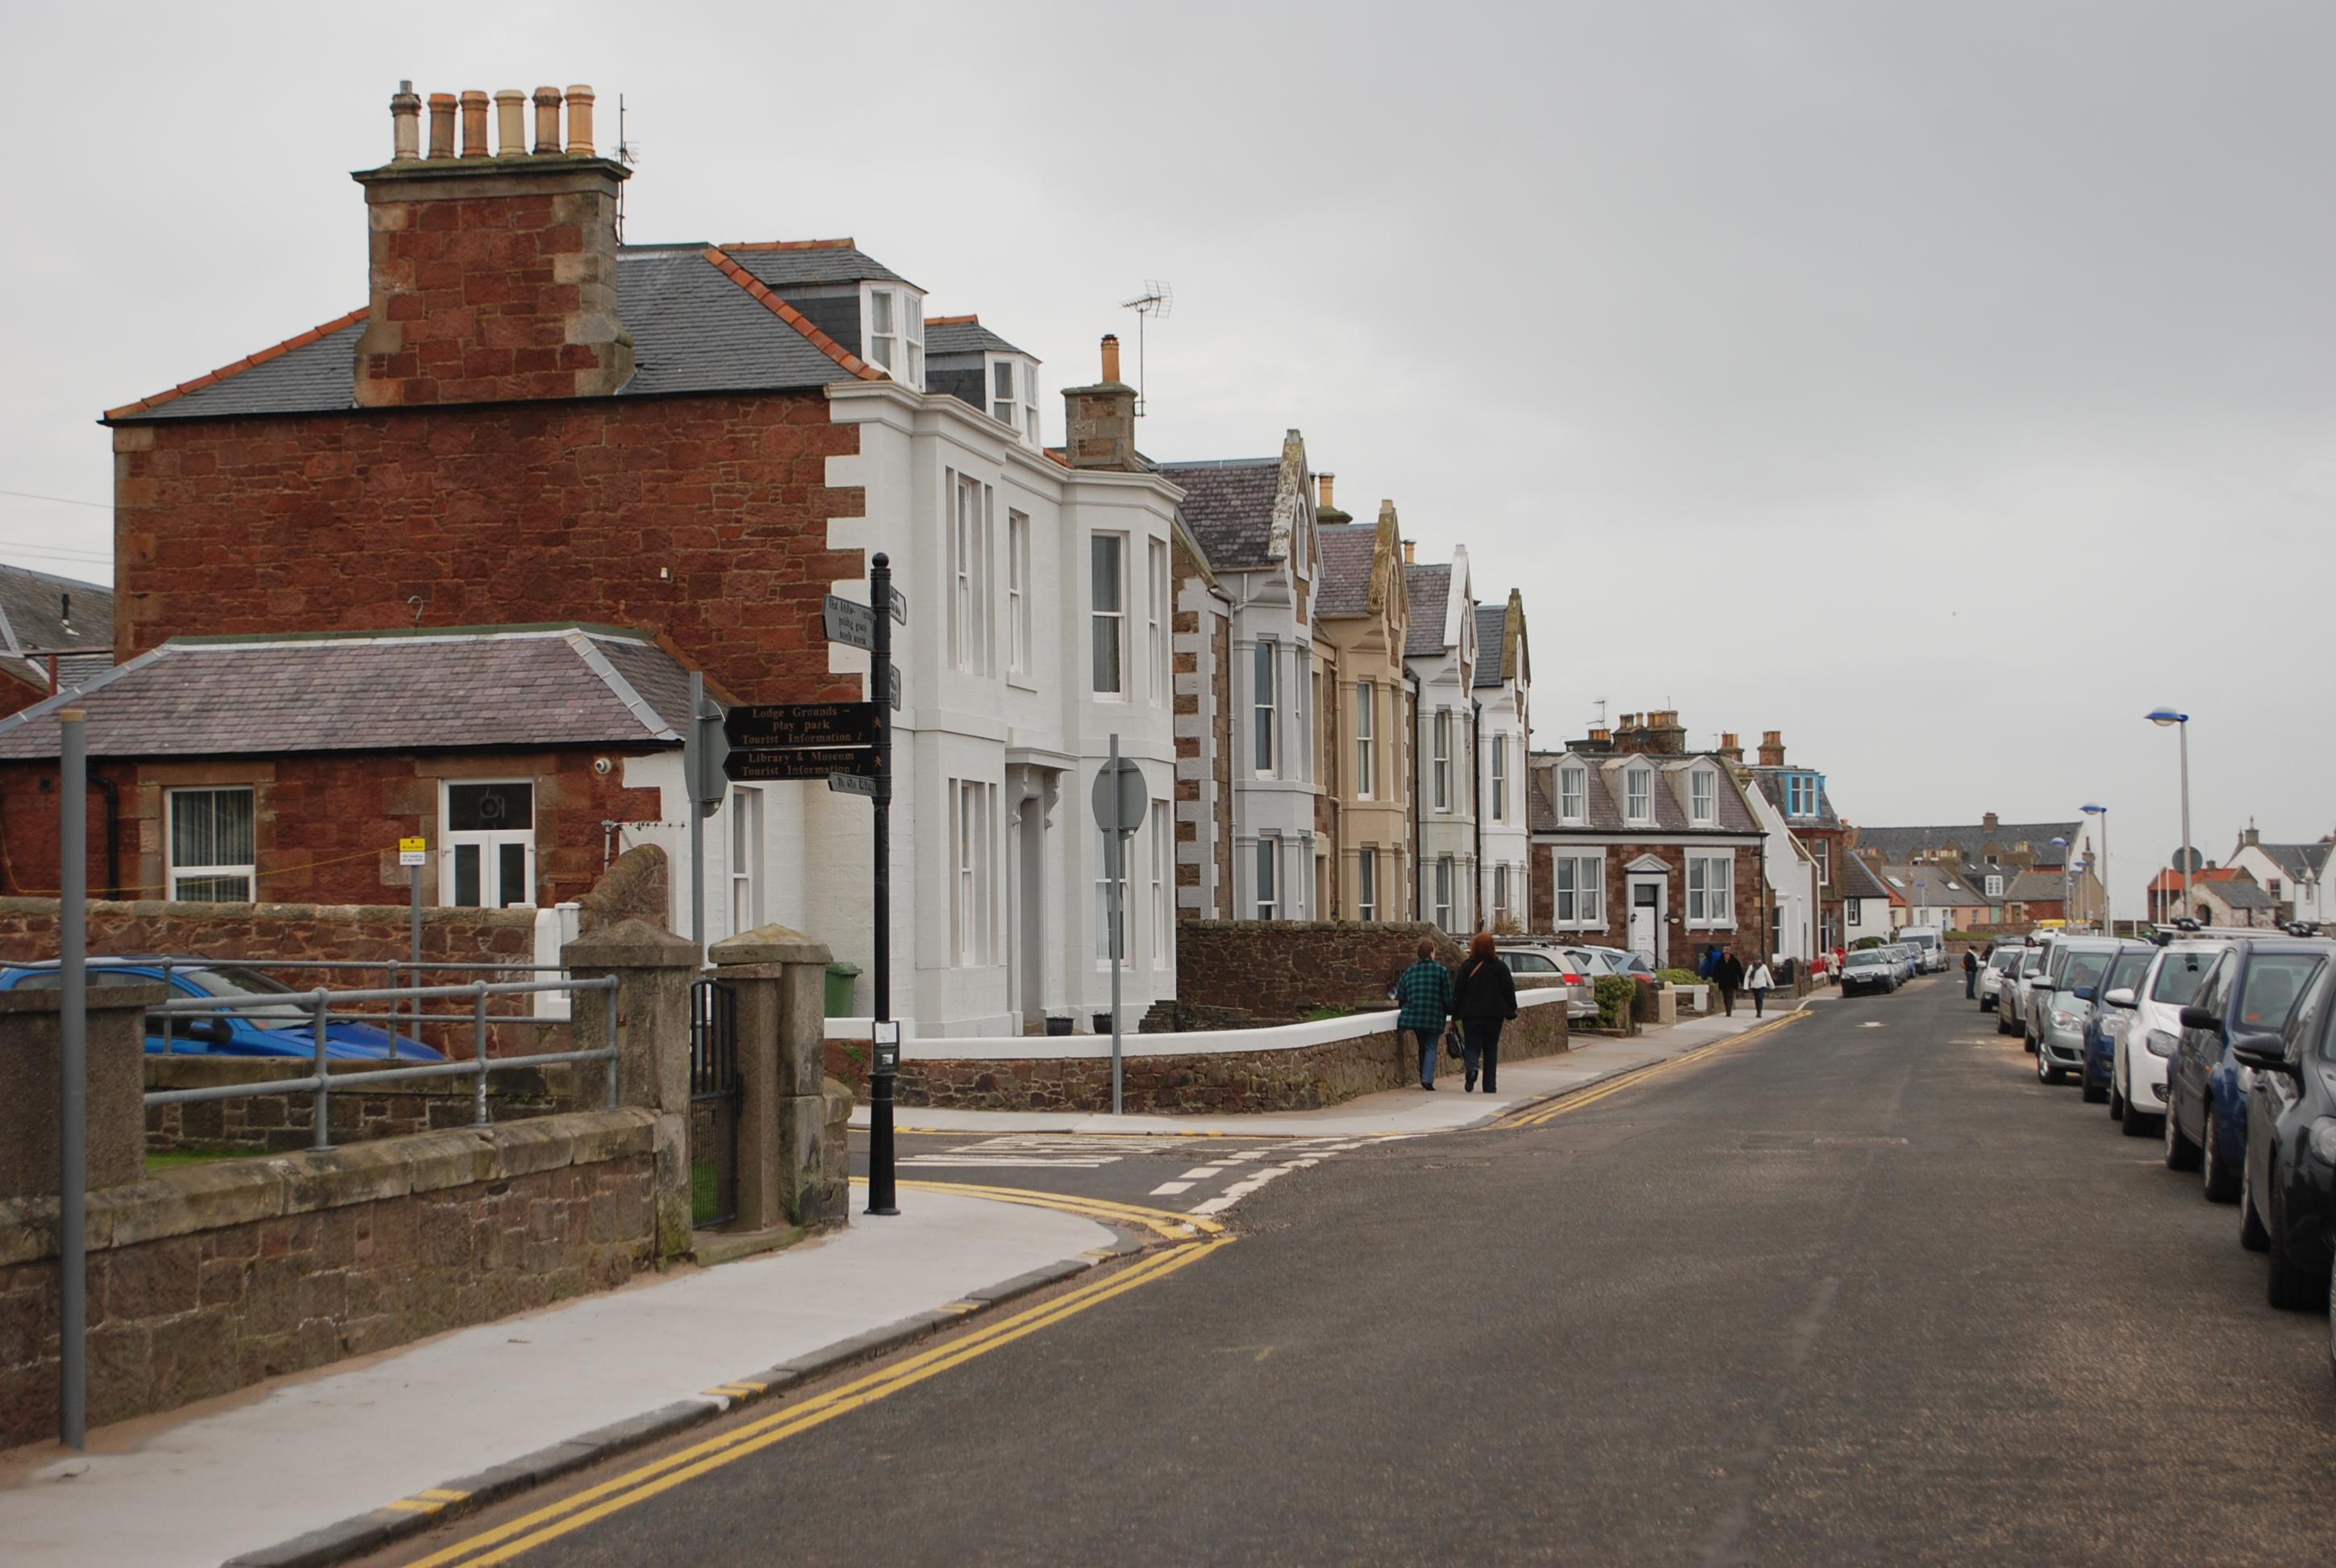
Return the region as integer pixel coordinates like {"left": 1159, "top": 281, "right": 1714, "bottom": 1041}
{"left": 564, "top": 919, "right": 697, "bottom": 1257}
{"left": 707, "top": 924, "right": 848, "bottom": 1230}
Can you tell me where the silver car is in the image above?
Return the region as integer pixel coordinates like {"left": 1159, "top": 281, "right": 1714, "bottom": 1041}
{"left": 1499, "top": 944, "right": 1597, "bottom": 1021}
{"left": 1979, "top": 945, "right": 2024, "bottom": 1011}
{"left": 2031, "top": 936, "right": 2122, "bottom": 1084}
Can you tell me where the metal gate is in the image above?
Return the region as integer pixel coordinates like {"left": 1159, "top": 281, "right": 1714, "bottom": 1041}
{"left": 689, "top": 978, "right": 740, "bottom": 1228}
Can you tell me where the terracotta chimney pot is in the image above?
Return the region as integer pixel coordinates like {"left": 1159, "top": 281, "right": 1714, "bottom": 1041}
{"left": 1100, "top": 333, "right": 1122, "bottom": 383}
{"left": 565, "top": 85, "right": 595, "bottom": 154}
{"left": 427, "top": 93, "right": 457, "bottom": 160}
{"left": 1403, "top": 540, "right": 1416, "bottom": 565}
{"left": 459, "top": 90, "right": 490, "bottom": 158}
{"left": 1318, "top": 473, "right": 1335, "bottom": 510}
{"left": 494, "top": 90, "right": 527, "bottom": 156}
{"left": 532, "top": 85, "right": 562, "bottom": 154}
{"left": 390, "top": 81, "right": 423, "bottom": 162}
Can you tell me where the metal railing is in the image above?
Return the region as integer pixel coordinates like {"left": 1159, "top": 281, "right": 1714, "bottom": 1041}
{"left": 142, "top": 975, "right": 619, "bottom": 1151}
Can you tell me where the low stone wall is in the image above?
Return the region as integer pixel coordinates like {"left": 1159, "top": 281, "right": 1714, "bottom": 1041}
{"left": 1169, "top": 920, "right": 1465, "bottom": 1024}
{"left": 144, "top": 1057, "right": 574, "bottom": 1155}
{"left": 895, "top": 993, "right": 1569, "bottom": 1115}
{"left": 0, "top": 1109, "right": 665, "bottom": 1447}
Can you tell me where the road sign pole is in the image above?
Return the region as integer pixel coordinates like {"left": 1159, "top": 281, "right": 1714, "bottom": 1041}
{"left": 58, "top": 708, "right": 86, "bottom": 1449}
{"left": 866, "top": 553, "right": 899, "bottom": 1217}
{"left": 686, "top": 673, "right": 707, "bottom": 963}
{"left": 1108, "top": 732, "right": 1124, "bottom": 1116}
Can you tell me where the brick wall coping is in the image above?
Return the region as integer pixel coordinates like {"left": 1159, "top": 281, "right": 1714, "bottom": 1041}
{"left": 0, "top": 1107, "right": 657, "bottom": 1267}
{"left": 827, "top": 988, "right": 1570, "bottom": 1062}
{"left": 0, "top": 893, "right": 541, "bottom": 931}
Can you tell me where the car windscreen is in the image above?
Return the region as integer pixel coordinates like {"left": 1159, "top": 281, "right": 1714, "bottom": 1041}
{"left": 179, "top": 965, "right": 311, "bottom": 1027}
{"left": 2104, "top": 951, "right": 2152, "bottom": 994}
{"left": 2150, "top": 949, "right": 2216, "bottom": 1005}
{"left": 2234, "top": 955, "right": 2327, "bottom": 1032}
{"left": 1990, "top": 950, "right": 2023, "bottom": 973}
{"left": 2060, "top": 950, "right": 2113, "bottom": 993}
{"left": 2017, "top": 952, "right": 2044, "bottom": 976}
{"left": 1845, "top": 953, "right": 1888, "bottom": 968}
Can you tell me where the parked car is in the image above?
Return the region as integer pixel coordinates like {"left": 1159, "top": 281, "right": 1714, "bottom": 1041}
{"left": 1578, "top": 946, "right": 1658, "bottom": 985}
{"left": 2014, "top": 932, "right": 2072, "bottom": 1048}
{"left": 2080, "top": 944, "right": 2155, "bottom": 1106}
{"left": 1997, "top": 946, "right": 2049, "bottom": 1038}
{"left": 1500, "top": 944, "right": 1597, "bottom": 1022}
{"left": 1896, "top": 928, "right": 1949, "bottom": 973}
{"left": 2111, "top": 938, "right": 2229, "bottom": 1136}
{"left": 0, "top": 958, "right": 444, "bottom": 1060}
{"left": 2163, "top": 936, "right": 2334, "bottom": 1203}
{"left": 1840, "top": 948, "right": 1900, "bottom": 996}
{"left": 1978, "top": 945, "right": 2025, "bottom": 1012}
{"left": 2235, "top": 961, "right": 2336, "bottom": 1308}
{"left": 2033, "top": 936, "right": 2124, "bottom": 1086}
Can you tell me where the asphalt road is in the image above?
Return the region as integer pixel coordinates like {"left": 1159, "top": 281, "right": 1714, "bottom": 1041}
{"left": 851, "top": 1128, "right": 1410, "bottom": 1214}
{"left": 383, "top": 975, "right": 2336, "bottom": 1566}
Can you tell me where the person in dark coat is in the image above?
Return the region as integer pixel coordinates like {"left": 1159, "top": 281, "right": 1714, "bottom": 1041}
{"left": 1715, "top": 949, "right": 1746, "bottom": 1016}
{"left": 1451, "top": 932, "right": 1520, "bottom": 1092}
{"left": 1963, "top": 948, "right": 1980, "bottom": 999}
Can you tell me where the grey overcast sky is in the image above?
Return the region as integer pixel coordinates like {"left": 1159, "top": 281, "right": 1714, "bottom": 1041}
{"left": 2, "top": 1, "right": 2328, "bottom": 912}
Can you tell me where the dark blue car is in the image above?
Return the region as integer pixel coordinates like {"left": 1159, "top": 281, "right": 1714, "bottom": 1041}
{"left": 2163, "top": 938, "right": 2333, "bottom": 1203}
{"left": 2080, "top": 944, "right": 2156, "bottom": 1105}
{"left": 0, "top": 959, "right": 444, "bottom": 1061}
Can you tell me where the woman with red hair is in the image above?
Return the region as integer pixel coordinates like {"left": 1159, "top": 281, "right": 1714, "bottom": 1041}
{"left": 1450, "top": 932, "right": 1519, "bottom": 1093}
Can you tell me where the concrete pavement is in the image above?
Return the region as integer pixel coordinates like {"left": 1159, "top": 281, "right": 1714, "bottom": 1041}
{"left": 0, "top": 1190, "right": 1118, "bottom": 1568}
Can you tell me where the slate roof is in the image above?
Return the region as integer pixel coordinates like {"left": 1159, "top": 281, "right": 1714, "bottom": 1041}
{"left": 2205, "top": 879, "right": 2278, "bottom": 911}
{"left": 0, "top": 565, "right": 112, "bottom": 696}
{"left": 1850, "top": 819, "right": 2079, "bottom": 870}
{"left": 1404, "top": 564, "right": 1451, "bottom": 657}
{"left": 1838, "top": 854, "right": 1892, "bottom": 901}
{"left": 1526, "top": 752, "right": 1763, "bottom": 837}
{"left": 0, "top": 626, "right": 690, "bottom": 759}
{"left": 2253, "top": 842, "right": 2333, "bottom": 881}
{"left": 925, "top": 317, "right": 1027, "bottom": 357}
{"left": 2003, "top": 870, "right": 2069, "bottom": 903}
{"left": 1876, "top": 864, "right": 1992, "bottom": 905}
{"left": 1472, "top": 603, "right": 1508, "bottom": 687}
{"left": 110, "top": 241, "right": 911, "bottom": 422}
{"left": 1313, "top": 524, "right": 1379, "bottom": 618}
{"left": 1155, "top": 458, "right": 1282, "bottom": 571}
{"left": 1746, "top": 767, "right": 1844, "bottom": 830}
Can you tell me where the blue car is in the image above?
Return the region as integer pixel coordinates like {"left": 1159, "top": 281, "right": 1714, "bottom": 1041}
{"left": 0, "top": 959, "right": 444, "bottom": 1061}
{"left": 2079, "top": 944, "right": 2156, "bottom": 1105}
{"left": 2163, "top": 937, "right": 2333, "bottom": 1203}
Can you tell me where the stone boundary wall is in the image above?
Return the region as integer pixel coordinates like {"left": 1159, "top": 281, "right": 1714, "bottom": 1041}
{"left": 0, "top": 1108, "right": 665, "bottom": 1447}
{"left": 144, "top": 1057, "right": 572, "bottom": 1155}
{"left": 890, "top": 992, "right": 1569, "bottom": 1114}
{"left": 1169, "top": 920, "right": 1466, "bottom": 1025}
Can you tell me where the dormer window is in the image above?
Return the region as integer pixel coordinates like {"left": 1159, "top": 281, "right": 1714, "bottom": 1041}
{"left": 987, "top": 355, "right": 1041, "bottom": 446}
{"left": 1691, "top": 768, "right": 1716, "bottom": 826}
{"left": 1625, "top": 766, "right": 1651, "bottom": 825}
{"left": 1559, "top": 765, "right": 1587, "bottom": 824}
{"left": 1784, "top": 772, "right": 1819, "bottom": 817}
{"left": 864, "top": 284, "right": 924, "bottom": 389}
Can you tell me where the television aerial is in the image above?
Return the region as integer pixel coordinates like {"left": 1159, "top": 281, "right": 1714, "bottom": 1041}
{"left": 1120, "top": 281, "right": 1172, "bottom": 416}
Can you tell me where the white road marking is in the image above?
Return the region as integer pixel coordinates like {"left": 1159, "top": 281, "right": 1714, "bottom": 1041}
{"left": 899, "top": 1157, "right": 1124, "bottom": 1168}
{"left": 1178, "top": 1166, "right": 1225, "bottom": 1179}
{"left": 1149, "top": 1180, "right": 1197, "bottom": 1195}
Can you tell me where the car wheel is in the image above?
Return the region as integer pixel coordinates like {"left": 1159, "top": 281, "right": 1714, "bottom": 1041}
{"left": 2164, "top": 1094, "right": 2202, "bottom": 1170}
{"left": 2109, "top": 1077, "right": 2125, "bottom": 1120}
{"left": 2267, "top": 1194, "right": 2321, "bottom": 1311}
{"left": 2241, "top": 1161, "right": 2271, "bottom": 1253}
{"left": 2202, "top": 1111, "right": 2242, "bottom": 1204}
{"left": 2037, "top": 1046, "right": 2063, "bottom": 1086}
{"left": 2082, "top": 1067, "right": 2107, "bottom": 1105}
{"left": 2122, "top": 1095, "right": 2156, "bottom": 1138}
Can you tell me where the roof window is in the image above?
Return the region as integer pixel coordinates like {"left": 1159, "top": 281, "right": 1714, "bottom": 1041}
{"left": 864, "top": 283, "right": 924, "bottom": 390}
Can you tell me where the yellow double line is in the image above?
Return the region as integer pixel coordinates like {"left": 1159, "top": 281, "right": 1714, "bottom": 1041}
{"left": 401, "top": 1188, "right": 1226, "bottom": 1566}
{"left": 1495, "top": 1010, "right": 1806, "bottom": 1128}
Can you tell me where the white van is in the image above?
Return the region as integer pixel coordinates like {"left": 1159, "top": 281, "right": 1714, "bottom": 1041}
{"left": 1895, "top": 927, "right": 1949, "bottom": 974}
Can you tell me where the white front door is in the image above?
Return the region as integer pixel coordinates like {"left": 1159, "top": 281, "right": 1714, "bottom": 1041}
{"left": 1629, "top": 883, "right": 1658, "bottom": 965}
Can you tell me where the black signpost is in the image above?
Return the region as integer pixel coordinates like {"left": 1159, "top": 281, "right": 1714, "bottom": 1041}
{"left": 862, "top": 557, "right": 899, "bottom": 1216}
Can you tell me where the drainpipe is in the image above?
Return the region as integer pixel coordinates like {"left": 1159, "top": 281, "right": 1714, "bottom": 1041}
{"left": 1408, "top": 669, "right": 1424, "bottom": 921}
{"left": 1470, "top": 699, "right": 1484, "bottom": 932}
{"left": 91, "top": 774, "right": 119, "bottom": 900}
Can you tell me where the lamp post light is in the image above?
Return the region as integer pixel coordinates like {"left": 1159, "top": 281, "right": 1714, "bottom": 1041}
{"left": 2146, "top": 709, "right": 2192, "bottom": 927}
{"left": 2081, "top": 803, "right": 2109, "bottom": 932}
{"left": 2050, "top": 836, "right": 2071, "bottom": 925}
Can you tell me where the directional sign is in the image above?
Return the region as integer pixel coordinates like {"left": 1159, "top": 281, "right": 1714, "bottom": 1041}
{"left": 888, "top": 586, "right": 908, "bottom": 625}
{"left": 824, "top": 594, "right": 878, "bottom": 652}
{"left": 828, "top": 771, "right": 879, "bottom": 798}
{"left": 725, "top": 746, "right": 879, "bottom": 783}
{"left": 886, "top": 664, "right": 903, "bottom": 711}
{"left": 724, "top": 702, "right": 878, "bottom": 751}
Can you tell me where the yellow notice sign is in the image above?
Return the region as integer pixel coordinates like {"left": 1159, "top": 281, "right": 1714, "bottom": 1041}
{"left": 398, "top": 837, "right": 428, "bottom": 867}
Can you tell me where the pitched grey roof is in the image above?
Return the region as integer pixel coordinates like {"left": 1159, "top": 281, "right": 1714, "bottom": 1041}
{"left": 1156, "top": 459, "right": 1282, "bottom": 571}
{"left": 1876, "top": 863, "right": 1991, "bottom": 903}
{"left": 116, "top": 243, "right": 911, "bottom": 422}
{"left": 2206, "top": 879, "right": 2278, "bottom": 911}
{"left": 925, "top": 319, "right": 1026, "bottom": 357}
{"left": 1404, "top": 564, "right": 1451, "bottom": 657}
{"left": 1313, "top": 524, "right": 1379, "bottom": 617}
{"left": 2003, "top": 869, "right": 2069, "bottom": 902}
{"left": 0, "top": 626, "right": 690, "bottom": 760}
{"left": 1838, "top": 854, "right": 1892, "bottom": 900}
{"left": 0, "top": 565, "right": 112, "bottom": 695}
{"left": 1850, "top": 819, "right": 2079, "bottom": 870}
{"left": 2254, "top": 842, "right": 2333, "bottom": 881}
{"left": 1472, "top": 603, "right": 1508, "bottom": 687}
{"left": 1526, "top": 752, "right": 1763, "bottom": 836}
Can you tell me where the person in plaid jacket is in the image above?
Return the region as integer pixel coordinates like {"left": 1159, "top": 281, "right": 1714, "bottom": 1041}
{"left": 1391, "top": 937, "right": 1456, "bottom": 1090}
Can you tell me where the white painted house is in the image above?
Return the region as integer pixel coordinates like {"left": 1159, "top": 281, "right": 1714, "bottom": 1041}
{"left": 1405, "top": 549, "right": 1479, "bottom": 932}
{"left": 1472, "top": 591, "right": 1532, "bottom": 932}
{"left": 1158, "top": 434, "right": 1325, "bottom": 920}
{"left": 633, "top": 327, "right": 1183, "bottom": 1038}
{"left": 2226, "top": 826, "right": 2333, "bottom": 924}
{"left": 1737, "top": 767, "right": 1819, "bottom": 964}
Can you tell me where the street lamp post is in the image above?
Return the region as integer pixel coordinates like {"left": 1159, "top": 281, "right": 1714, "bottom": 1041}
{"left": 2146, "top": 710, "right": 2192, "bottom": 925}
{"left": 2081, "top": 803, "right": 2109, "bottom": 932}
{"left": 2051, "top": 836, "right": 2070, "bottom": 925}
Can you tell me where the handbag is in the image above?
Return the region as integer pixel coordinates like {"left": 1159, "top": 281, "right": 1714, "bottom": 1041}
{"left": 1444, "top": 1024, "right": 1464, "bottom": 1059}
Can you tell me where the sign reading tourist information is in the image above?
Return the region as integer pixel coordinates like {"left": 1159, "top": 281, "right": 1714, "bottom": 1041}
{"left": 725, "top": 746, "right": 879, "bottom": 782}
{"left": 723, "top": 702, "right": 880, "bottom": 752}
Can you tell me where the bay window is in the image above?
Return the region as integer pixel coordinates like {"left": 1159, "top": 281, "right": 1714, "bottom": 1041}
{"left": 1491, "top": 738, "right": 1508, "bottom": 822}
{"left": 1091, "top": 534, "right": 1125, "bottom": 695}
{"left": 1355, "top": 682, "right": 1375, "bottom": 798}
{"left": 1254, "top": 640, "right": 1277, "bottom": 775}
{"left": 1433, "top": 709, "right": 1451, "bottom": 811}
{"left": 1358, "top": 849, "right": 1378, "bottom": 922}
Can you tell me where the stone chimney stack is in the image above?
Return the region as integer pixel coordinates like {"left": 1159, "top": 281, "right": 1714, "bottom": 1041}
{"left": 1983, "top": 811, "right": 2000, "bottom": 834}
{"left": 1717, "top": 732, "right": 1744, "bottom": 763}
{"left": 1757, "top": 730, "right": 1785, "bottom": 767}
{"left": 352, "top": 81, "right": 633, "bottom": 408}
{"left": 1403, "top": 540, "right": 1416, "bottom": 565}
{"left": 1318, "top": 473, "right": 1334, "bottom": 511}
{"left": 2244, "top": 820, "right": 2261, "bottom": 848}
{"left": 1062, "top": 335, "right": 1139, "bottom": 470}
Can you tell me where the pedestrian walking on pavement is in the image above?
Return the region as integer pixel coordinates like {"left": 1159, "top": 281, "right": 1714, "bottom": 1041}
{"left": 1452, "top": 932, "right": 1520, "bottom": 1093}
{"left": 1392, "top": 937, "right": 1456, "bottom": 1090}
{"left": 1963, "top": 949, "right": 1979, "bottom": 999}
{"left": 1745, "top": 958, "right": 1775, "bottom": 1018}
{"left": 1716, "top": 949, "right": 1745, "bottom": 1016}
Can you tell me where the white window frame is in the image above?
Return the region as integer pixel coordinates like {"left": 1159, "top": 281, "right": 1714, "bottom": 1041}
{"left": 1255, "top": 837, "right": 1278, "bottom": 920}
{"left": 1434, "top": 854, "right": 1455, "bottom": 929}
{"left": 1355, "top": 682, "right": 1375, "bottom": 799}
{"left": 1625, "top": 766, "right": 1652, "bottom": 826}
{"left": 166, "top": 785, "right": 256, "bottom": 903}
{"left": 952, "top": 781, "right": 995, "bottom": 966}
{"left": 1091, "top": 533, "right": 1127, "bottom": 697}
{"left": 1493, "top": 862, "right": 1512, "bottom": 925}
{"left": 440, "top": 779, "right": 536, "bottom": 909}
{"left": 1559, "top": 765, "right": 1586, "bottom": 825}
{"left": 1148, "top": 538, "right": 1168, "bottom": 706}
{"left": 1985, "top": 874, "right": 2004, "bottom": 898}
{"left": 948, "top": 472, "right": 992, "bottom": 674}
{"left": 862, "top": 284, "right": 924, "bottom": 389}
{"left": 1687, "top": 853, "right": 1736, "bottom": 928}
{"left": 1149, "top": 800, "right": 1170, "bottom": 965}
{"left": 1006, "top": 509, "right": 1030, "bottom": 682}
{"left": 1491, "top": 737, "right": 1508, "bottom": 822}
{"left": 1358, "top": 848, "right": 1378, "bottom": 922}
{"left": 1813, "top": 840, "right": 1829, "bottom": 884}
{"left": 990, "top": 357, "right": 1019, "bottom": 428}
{"left": 1691, "top": 768, "right": 1716, "bottom": 827}
{"left": 1551, "top": 853, "right": 1606, "bottom": 928}
{"left": 728, "top": 786, "right": 764, "bottom": 936}
{"left": 1022, "top": 361, "right": 1040, "bottom": 444}
{"left": 1433, "top": 709, "right": 1452, "bottom": 811}
{"left": 1096, "top": 828, "right": 1130, "bottom": 962}
{"left": 1253, "top": 640, "right": 1277, "bottom": 777}
{"left": 1294, "top": 647, "right": 1312, "bottom": 783}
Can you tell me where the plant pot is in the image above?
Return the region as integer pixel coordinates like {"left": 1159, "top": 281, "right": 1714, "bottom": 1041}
{"left": 1045, "top": 1015, "right": 1074, "bottom": 1036}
